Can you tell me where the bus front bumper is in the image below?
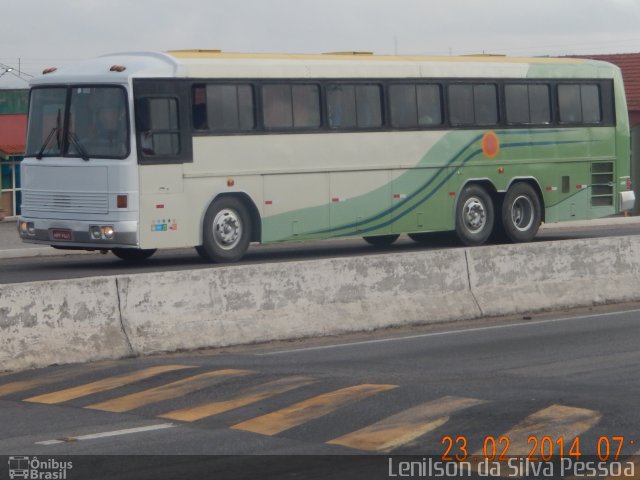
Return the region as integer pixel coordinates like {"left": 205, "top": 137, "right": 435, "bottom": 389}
{"left": 17, "top": 218, "right": 139, "bottom": 249}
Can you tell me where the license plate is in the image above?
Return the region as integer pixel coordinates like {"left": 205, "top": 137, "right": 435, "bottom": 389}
{"left": 51, "top": 229, "right": 73, "bottom": 241}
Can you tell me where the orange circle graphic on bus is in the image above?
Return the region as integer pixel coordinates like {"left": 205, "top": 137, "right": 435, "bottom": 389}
{"left": 481, "top": 131, "right": 500, "bottom": 159}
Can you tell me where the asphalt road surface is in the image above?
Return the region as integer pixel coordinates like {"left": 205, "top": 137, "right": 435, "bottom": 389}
{"left": 1, "top": 305, "right": 639, "bottom": 478}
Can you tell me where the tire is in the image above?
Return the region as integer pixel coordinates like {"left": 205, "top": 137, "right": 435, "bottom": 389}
{"left": 501, "top": 183, "right": 541, "bottom": 243}
{"left": 455, "top": 184, "right": 494, "bottom": 246}
{"left": 112, "top": 248, "right": 156, "bottom": 261}
{"left": 194, "top": 245, "right": 209, "bottom": 260}
{"left": 363, "top": 234, "right": 399, "bottom": 246}
{"left": 201, "top": 196, "right": 251, "bottom": 262}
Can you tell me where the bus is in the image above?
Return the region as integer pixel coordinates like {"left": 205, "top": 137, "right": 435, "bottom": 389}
{"left": 18, "top": 50, "right": 635, "bottom": 262}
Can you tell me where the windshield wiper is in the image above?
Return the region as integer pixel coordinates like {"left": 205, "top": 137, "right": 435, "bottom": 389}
{"left": 36, "top": 127, "right": 58, "bottom": 159}
{"left": 36, "top": 109, "right": 62, "bottom": 159}
{"left": 68, "top": 132, "right": 90, "bottom": 161}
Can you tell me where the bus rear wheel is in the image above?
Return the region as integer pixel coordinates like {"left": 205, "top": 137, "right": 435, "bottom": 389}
{"left": 501, "top": 183, "right": 541, "bottom": 243}
{"left": 201, "top": 196, "right": 251, "bottom": 262}
{"left": 112, "top": 248, "right": 156, "bottom": 261}
{"left": 363, "top": 234, "right": 399, "bottom": 246}
{"left": 455, "top": 184, "right": 494, "bottom": 246}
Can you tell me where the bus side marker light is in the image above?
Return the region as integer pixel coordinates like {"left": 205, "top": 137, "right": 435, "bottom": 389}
{"left": 227, "top": 178, "right": 235, "bottom": 187}
{"left": 576, "top": 184, "right": 587, "bottom": 190}
{"left": 156, "top": 204, "right": 165, "bottom": 209}
{"left": 498, "top": 167, "right": 505, "bottom": 174}
{"left": 42, "top": 67, "right": 57, "bottom": 75}
{"left": 117, "top": 195, "right": 128, "bottom": 209}
{"left": 110, "top": 65, "right": 127, "bottom": 72}
{"left": 545, "top": 186, "right": 558, "bottom": 191}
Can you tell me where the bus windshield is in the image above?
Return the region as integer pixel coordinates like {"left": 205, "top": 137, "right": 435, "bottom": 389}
{"left": 25, "top": 86, "right": 129, "bottom": 159}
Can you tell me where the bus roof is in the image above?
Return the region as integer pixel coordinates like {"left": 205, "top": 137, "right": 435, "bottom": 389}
{"left": 30, "top": 50, "right": 620, "bottom": 86}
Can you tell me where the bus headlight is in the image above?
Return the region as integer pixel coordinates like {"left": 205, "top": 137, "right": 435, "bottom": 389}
{"left": 19, "top": 221, "right": 36, "bottom": 236}
{"left": 102, "top": 226, "right": 115, "bottom": 239}
{"left": 89, "top": 225, "right": 115, "bottom": 240}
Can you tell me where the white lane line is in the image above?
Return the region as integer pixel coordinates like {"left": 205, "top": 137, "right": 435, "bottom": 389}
{"left": 35, "top": 423, "right": 175, "bottom": 445}
{"left": 256, "top": 308, "right": 640, "bottom": 356}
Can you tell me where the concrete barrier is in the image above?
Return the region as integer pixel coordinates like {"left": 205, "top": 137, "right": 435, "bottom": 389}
{"left": 117, "top": 249, "right": 478, "bottom": 355}
{"left": 0, "top": 277, "right": 133, "bottom": 371}
{"left": 467, "top": 237, "right": 640, "bottom": 317}
{"left": 2, "top": 236, "right": 640, "bottom": 371}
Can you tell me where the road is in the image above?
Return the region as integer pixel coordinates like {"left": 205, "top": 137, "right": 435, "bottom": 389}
{"left": 1, "top": 305, "right": 639, "bottom": 478}
{"left": 2, "top": 221, "right": 640, "bottom": 284}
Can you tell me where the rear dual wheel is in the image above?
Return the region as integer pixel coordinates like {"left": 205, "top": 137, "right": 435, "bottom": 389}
{"left": 455, "top": 185, "right": 494, "bottom": 246}
{"left": 501, "top": 183, "right": 541, "bottom": 243}
{"left": 455, "top": 183, "right": 541, "bottom": 246}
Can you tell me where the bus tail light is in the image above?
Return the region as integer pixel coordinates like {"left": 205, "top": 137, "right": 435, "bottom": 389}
{"left": 627, "top": 178, "right": 632, "bottom": 191}
{"left": 117, "top": 195, "right": 128, "bottom": 209}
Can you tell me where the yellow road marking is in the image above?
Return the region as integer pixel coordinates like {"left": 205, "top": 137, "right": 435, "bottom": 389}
{"left": 475, "top": 404, "right": 602, "bottom": 456}
{"left": 2, "top": 379, "right": 62, "bottom": 397}
{"left": 85, "top": 369, "right": 253, "bottom": 412}
{"left": 23, "top": 365, "right": 195, "bottom": 404}
{"left": 160, "top": 376, "right": 316, "bottom": 422}
{"left": 0, "top": 363, "right": 117, "bottom": 397}
{"left": 231, "top": 383, "right": 397, "bottom": 436}
{"left": 328, "top": 396, "right": 486, "bottom": 452}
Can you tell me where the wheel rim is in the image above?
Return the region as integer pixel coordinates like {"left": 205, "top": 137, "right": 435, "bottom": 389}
{"left": 462, "top": 197, "right": 486, "bottom": 233}
{"left": 510, "top": 195, "right": 534, "bottom": 232}
{"left": 212, "top": 208, "right": 242, "bottom": 250}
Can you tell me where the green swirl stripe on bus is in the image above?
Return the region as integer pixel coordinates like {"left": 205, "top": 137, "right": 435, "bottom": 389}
{"left": 296, "top": 134, "right": 593, "bottom": 240}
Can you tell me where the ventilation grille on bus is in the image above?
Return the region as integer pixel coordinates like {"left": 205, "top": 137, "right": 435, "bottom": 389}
{"left": 22, "top": 191, "right": 109, "bottom": 214}
{"left": 591, "top": 162, "right": 614, "bottom": 207}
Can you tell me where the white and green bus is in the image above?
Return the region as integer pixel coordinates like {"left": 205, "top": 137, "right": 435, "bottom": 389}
{"left": 18, "top": 50, "right": 635, "bottom": 262}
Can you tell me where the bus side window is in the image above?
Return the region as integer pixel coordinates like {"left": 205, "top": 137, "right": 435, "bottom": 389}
{"left": 192, "top": 85, "right": 207, "bottom": 130}
{"left": 327, "top": 84, "right": 382, "bottom": 129}
{"left": 137, "top": 97, "right": 181, "bottom": 157}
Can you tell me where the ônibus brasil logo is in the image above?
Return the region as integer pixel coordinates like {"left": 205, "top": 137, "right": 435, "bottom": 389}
{"left": 8, "top": 456, "right": 73, "bottom": 480}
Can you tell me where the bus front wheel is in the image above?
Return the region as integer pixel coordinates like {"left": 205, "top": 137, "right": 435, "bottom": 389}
{"left": 455, "top": 184, "right": 494, "bottom": 246}
{"left": 501, "top": 183, "right": 541, "bottom": 243}
{"left": 201, "top": 196, "right": 251, "bottom": 262}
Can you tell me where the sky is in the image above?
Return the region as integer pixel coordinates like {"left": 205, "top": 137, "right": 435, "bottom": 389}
{"left": 2, "top": 0, "right": 640, "bottom": 88}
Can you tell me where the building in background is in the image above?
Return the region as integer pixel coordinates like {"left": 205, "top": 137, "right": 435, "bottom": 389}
{"left": 0, "top": 89, "right": 28, "bottom": 218}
